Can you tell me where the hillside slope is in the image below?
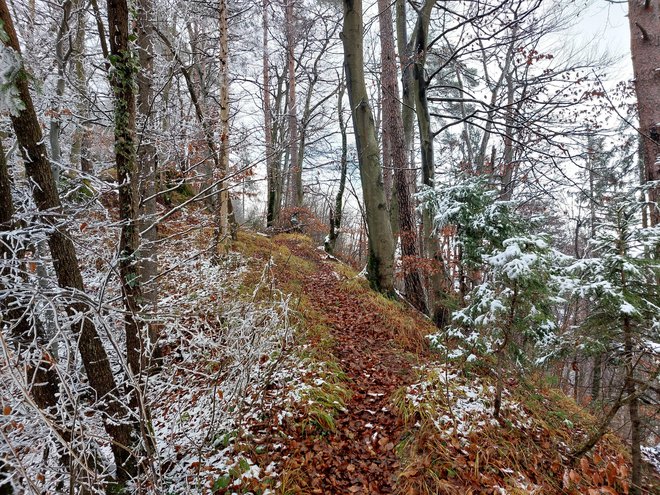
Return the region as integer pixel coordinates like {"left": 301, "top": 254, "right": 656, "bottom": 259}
{"left": 221, "top": 232, "right": 640, "bottom": 495}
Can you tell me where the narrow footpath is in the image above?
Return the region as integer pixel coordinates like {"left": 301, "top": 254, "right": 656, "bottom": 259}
{"left": 269, "top": 237, "right": 429, "bottom": 494}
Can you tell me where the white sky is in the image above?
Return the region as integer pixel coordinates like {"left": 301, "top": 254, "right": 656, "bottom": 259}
{"left": 571, "top": 0, "right": 632, "bottom": 79}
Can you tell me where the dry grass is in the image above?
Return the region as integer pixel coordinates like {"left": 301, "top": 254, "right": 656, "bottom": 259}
{"left": 393, "top": 367, "right": 634, "bottom": 495}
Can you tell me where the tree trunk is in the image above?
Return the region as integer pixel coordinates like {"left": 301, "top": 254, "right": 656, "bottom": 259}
{"left": 270, "top": 66, "right": 288, "bottom": 224}
{"left": 216, "top": 0, "right": 230, "bottom": 251}
{"left": 500, "top": 68, "right": 516, "bottom": 201}
{"left": 623, "top": 315, "right": 642, "bottom": 494}
{"left": 107, "top": 0, "right": 146, "bottom": 379}
{"left": 378, "top": 0, "right": 427, "bottom": 313}
{"left": 326, "top": 75, "right": 348, "bottom": 255}
{"left": 49, "top": 0, "right": 73, "bottom": 183}
{"left": 341, "top": 0, "right": 395, "bottom": 295}
{"left": 285, "top": 0, "right": 302, "bottom": 207}
{"left": 0, "top": 0, "right": 137, "bottom": 484}
{"left": 70, "top": 0, "right": 93, "bottom": 174}
{"left": 628, "top": 0, "right": 660, "bottom": 226}
{"left": 263, "top": 0, "right": 280, "bottom": 227}
{"left": 136, "top": 0, "right": 161, "bottom": 361}
{"left": 410, "top": 0, "right": 449, "bottom": 325}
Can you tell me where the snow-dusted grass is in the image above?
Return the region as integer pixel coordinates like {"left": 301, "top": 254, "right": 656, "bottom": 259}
{"left": 396, "top": 365, "right": 531, "bottom": 442}
{"left": 393, "top": 364, "right": 634, "bottom": 494}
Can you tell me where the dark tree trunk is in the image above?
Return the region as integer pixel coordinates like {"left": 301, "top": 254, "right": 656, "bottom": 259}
{"left": 263, "top": 0, "right": 280, "bottom": 227}
{"left": 326, "top": 75, "right": 348, "bottom": 255}
{"left": 107, "top": 0, "right": 146, "bottom": 377}
{"left": 378, "top": 0, "right": 427, "bottom": 313}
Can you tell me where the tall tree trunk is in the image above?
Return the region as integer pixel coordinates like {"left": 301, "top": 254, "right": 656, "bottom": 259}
{"left": 270, "top": 66, "right": 288, "bottom": 224}
{"left": 49, "top": 0, "right": 73, "bottom": 183}
{"left": 396, "top": 0, "right": 414, "bottom": 153}
{"left": 107, "top": 0, "right": 146, "bottom": 377}
{"left": 136, "top": 0, "right": 160, "bottom": 360}
{"left": 628, "top": 0, "right": 660, "bottom": 226}
{"left": 411, "top": 0, "right": 449, "bottom": 325}
{"left": 263, "top": 0, "right": 280, "bottom": 227}
{"left": 0, "top": 1, "right": 137, "bottom": 484}
{"left": 341, "top": 0, "right": 395, "bottom": 295}
{"left": 216, "top": 0, "right": 230, "bottom": 251}
{"left": 285, "top": 0, "right": 301, "bottom": 207}
{"left": 378, "top": 0, "right": 426, "bottom": 313}
{"left": 70, "top": 0, "right": 93, "bottom": 173}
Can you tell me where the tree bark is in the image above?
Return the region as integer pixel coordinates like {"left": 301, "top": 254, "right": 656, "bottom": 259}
{"left": 341, "top": 0, "right": 395, "bottom": 295}
{"left": 216, "top": 0, "right": 231, "bottom": 251}
{"left": 70, "top": 0, "right": 93, "bottom": 173}
{"left": 285, "top": 0, "right": 302, "bottom": 207}
{"left": 136, "top": 0, "right": 161, "bottom": 361}
{"left": 0, "top": 0, "right": 137, "bottom": 484}
{"left": 378, "top": 0, "right": 427, "bottom": 313}
{"left": 49, "top": 0, "right": 73, "bottom": 183}
{"left": 107, "top": 0, "right": 146, "bottom": 378}
{"left": 325, "top": 74, "right": 348, "bottom": 255}
{"left": 263, "top": 0, "right": 281, "bottom": 227}
{"left": 409, "top": 0, "right": 449, "bottom": 325}
{"left": 628, "top": 0, "right": 660, "bottom": 226}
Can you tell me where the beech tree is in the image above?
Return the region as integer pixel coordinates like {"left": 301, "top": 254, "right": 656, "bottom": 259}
{"left": 341, "top": 0, "right": 395, "bottom": 294}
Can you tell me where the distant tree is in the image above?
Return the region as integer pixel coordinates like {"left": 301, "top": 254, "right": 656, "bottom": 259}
{"left": 325, "top": 72, "right": 348, "bottom": 255}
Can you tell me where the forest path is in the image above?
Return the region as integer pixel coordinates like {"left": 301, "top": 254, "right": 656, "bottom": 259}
{"left": 271, "top": 237, "right": 429, "bottom": 494}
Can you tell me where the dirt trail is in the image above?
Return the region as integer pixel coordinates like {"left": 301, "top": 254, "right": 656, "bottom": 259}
{"left": 273, "top": 239, "right": 425, "bottom": 494}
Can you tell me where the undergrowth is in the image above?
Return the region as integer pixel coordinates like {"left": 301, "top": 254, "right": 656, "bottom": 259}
{"left": 393, "top": 365, "right": 633, "bottom": 495}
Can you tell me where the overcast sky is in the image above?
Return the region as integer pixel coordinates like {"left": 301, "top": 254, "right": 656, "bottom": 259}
{"left": 572, "top": 0, "right": 632, "bottom": 78}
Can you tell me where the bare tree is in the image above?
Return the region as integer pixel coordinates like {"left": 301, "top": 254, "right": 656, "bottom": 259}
{"left": 379, "top": 0, "right": 427, "bottom": 313}
{"left": 285, "top": 0, "right": 301, "bottom": 207}
{"left": 341, "top": 0, "right": 395, "bottom": 294}
{"left": 136, "top": 0, "right": 160, "bottom": 357}
{"left": 0, "top": 0, "right": 138, "bottom": 484}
